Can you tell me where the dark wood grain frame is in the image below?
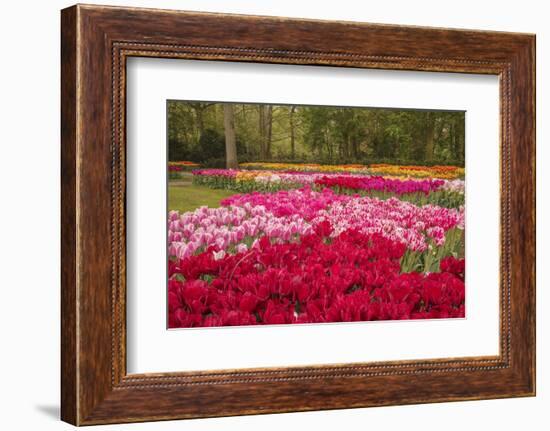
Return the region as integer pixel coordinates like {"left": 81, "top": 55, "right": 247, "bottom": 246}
{"left": 61, "top": 4, "right": 535, "bottom": 426}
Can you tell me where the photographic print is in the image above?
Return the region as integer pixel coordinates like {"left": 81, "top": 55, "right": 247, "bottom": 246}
{"left": 167, "top": 101, "right": 466, "bottom": 329}
{"left": 61, "top": 6, "right": 536, "bottom": 423}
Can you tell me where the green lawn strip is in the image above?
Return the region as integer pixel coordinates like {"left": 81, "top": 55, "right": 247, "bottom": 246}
{"left": 168, "top": 184, "right": 236, "bottom": 213}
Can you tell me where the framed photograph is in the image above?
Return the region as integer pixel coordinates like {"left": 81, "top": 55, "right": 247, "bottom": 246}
{"left": 61, "top": 4, "right": 536, "bottom": 425}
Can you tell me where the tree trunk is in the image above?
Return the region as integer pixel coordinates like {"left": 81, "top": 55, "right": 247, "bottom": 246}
{"left": 196, "top": 108, "right": 204, "bottom": 140}
{"left": 266, "top": 106, "right": 273, "bottom": 160}
{"left": 258, "top": 105, "right": 273, "bottom": 160}
{"left": 456, "top": 115, "right": 465, "bottom": 165}
{"left": 325, "top": 129, "right": 333, "bottom": 161}
{"left": 449, "top": 122, "right": 456, "bottom": 161}
{"left": 258, "top": 105, "right": 267, "bottom": 159}
{"left": 339, "top": 132, "right": 346, "bottom": 159}
{"left": 223, "top": 104, "right": 238, "bottom": 169}
{"left": 289, "top": 106, "right": 296, "bottom": 159}
{"left": 351, "top": 137, "right": 359, "bottom": 159}
{"left": 192, "top": 103, "right": 213, "bottom": 144}
{"left": 240, "top": 105, "right": 248, "bottom": 156}
{"left": 424, "top": 112, "right": 435, "bottom": 162}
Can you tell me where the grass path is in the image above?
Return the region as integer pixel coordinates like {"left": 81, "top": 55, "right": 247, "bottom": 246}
{"left": 168, "top": 183, "right": 236, "bottom": 213}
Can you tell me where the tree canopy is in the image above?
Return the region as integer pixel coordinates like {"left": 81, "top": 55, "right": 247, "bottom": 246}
{"left": 168, "top": 101, "right": 465, "bottom": 168}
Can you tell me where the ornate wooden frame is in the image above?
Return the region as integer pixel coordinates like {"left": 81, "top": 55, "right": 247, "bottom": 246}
{"left": 61, "top": 4, "right": 536, "bottom": 425}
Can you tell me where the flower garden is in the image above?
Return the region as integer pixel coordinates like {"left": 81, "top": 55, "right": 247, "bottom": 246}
{"left": 168, "top": 162, "right": 465, "bottom": 328}
{"left": 168, "top": 161, "right": 200, "bottom": 180}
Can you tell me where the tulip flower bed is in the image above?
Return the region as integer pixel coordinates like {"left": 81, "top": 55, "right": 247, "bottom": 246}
{"left": 192, "top": 168, "right": 311, "bottom": 193}
{"left": 368, "top": 163, "right": 465, "bottom": 179}
{"left": 313, "top": 175, "right": 465, "bottom": 209}
{"left": 168, "top": 184, "right": 465, "bottom": 328}
{"left": 240, "top": 162, "right": 370, "bottom": 174}
{"left": 220, "top": 188, "right": 464, "bottom": 259}
{"left": 168, "top": 161, "right": 200, "bottom": 171}
{"left": 240, "top": 162, "right": 465, "bottom": 179}
{"left": 192, "top": 169, "right": 465, "bottom": 209}
{"left": 168, "top": 224, "right": 465, "bottom": 328}
{"left": 168, "top": 161, "right": 201, "bottom": 179}
{"left": 314, "top": 175, "right": 445, "bottom": 195}
{"left": 167, "top": 202, "right": 314, "bottom": 260}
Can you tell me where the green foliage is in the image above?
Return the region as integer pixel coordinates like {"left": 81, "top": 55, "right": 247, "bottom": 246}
{"left": 167, "top": 101, "right": 465, "bottom": 167}
{"left": 168, "top": 171, "right": 183, "bottom": 180}
{"left": 310, "top": 185, "right": 464, "bottom": 209}
{"left": 400, "top": 228, "right": 464, "bottom": 273}
{"left": 191, "top": 175, "right": 465, "bottom": 210}
{"left": 198, "top": 129, "right": 225, "bottom": 161}
{"left": 192, "top": 174, "right": 302, "bottom": 193}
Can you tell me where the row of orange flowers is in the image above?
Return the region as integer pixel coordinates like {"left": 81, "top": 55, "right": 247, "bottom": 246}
{"left": 368, "top": 164, "right": 464, "bottom": 179}
{"left": 240, "top": 162, "right": 464, "bottom": 179}
{"left": 169, "top": 161, "right": 200, "bottom": 167}
{"left": 168, "top": 161, "right": 464, "bottom": 179}
{"left": 168, "top": 161, "right": 200, "bottom": 172}
{"left": 240, "top": 162, "right": 366, "bottom": 174}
